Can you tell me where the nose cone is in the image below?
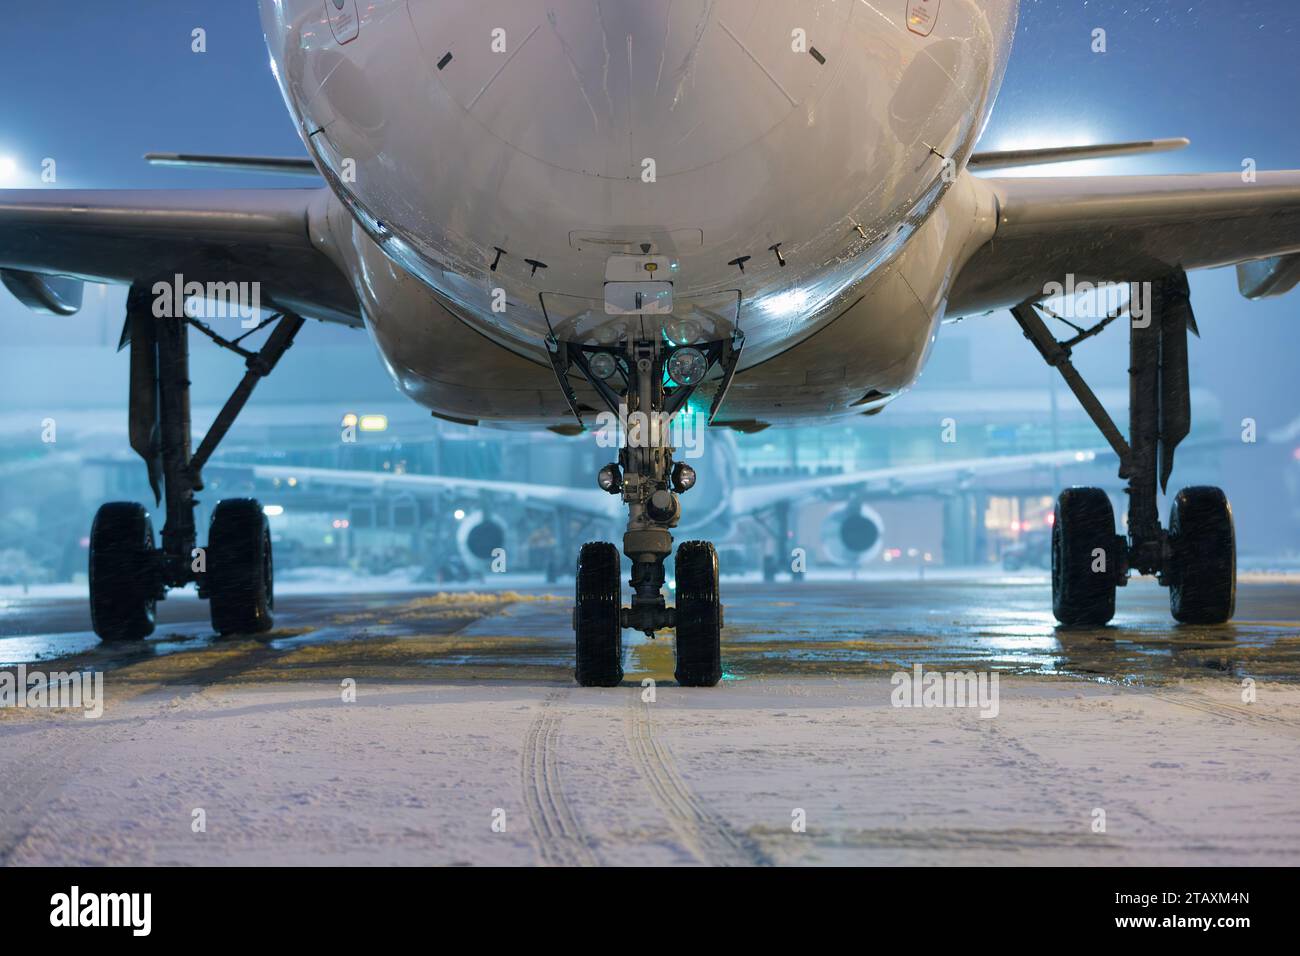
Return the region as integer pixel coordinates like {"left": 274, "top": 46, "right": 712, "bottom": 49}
{"left": 269, "top": 0, "right": 1015, "bottom": 360}
{"left": 408, "top": 0, "right": 849, "bottom": 179}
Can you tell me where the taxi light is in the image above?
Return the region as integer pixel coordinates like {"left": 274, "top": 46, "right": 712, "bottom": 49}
{"left": 588, "top": 352, "right": 618, "bottom": 380}
{"left": 597, "top": 463, "right": 623, "bottom": 494}
{"left": 667, "top": 347, "right": 707, "bottom": 386}
{"left": 671, "top": 462, "right": 696, "bottom": 492}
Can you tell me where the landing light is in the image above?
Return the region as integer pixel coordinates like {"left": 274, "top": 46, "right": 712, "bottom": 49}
{"left": 263, "top": 505, "right": 284, "bottom": 517}
{"left": 597, "top": 463, "right": 623, "bottom": 494}
{"left": 454, "top": 509, "right": 466, "bottom": 521}
{"left": 665, "top": 319, "right": 701, "bottom": 346}
{"left": 667, "top": 347, "right": 707, "bottom": 386}
{"left": 671, "top": 462, "right": 696, "bottom": 493}
{"left": 588, "top": 352, "right": 618, "bottom": 380}
{"left": 359, "top": 414, "right": 388, "bottom": 432}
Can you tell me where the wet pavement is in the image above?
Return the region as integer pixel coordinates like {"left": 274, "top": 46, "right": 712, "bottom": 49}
{"left": 2, "top": 573, "right": 1297, "bottom": 687}
{"left": 4, "top": 573, "right": 1299, "bottom": 867}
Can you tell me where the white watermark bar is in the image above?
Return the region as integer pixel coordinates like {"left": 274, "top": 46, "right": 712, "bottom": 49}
{"left": 890, "top": 663, "right": 999, "bottom": 718}
{"left": 0, "top": 665, "right": 104, "bottom": 719}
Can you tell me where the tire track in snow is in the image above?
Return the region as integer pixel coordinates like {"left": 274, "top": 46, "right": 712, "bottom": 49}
{"left": 623, "top": 693, "right": 768, "bottom": 866}
{"left": 520, "top": 690, "right": 598, "bottom": 866}
{"left": 1153, "top": 688, "right": 1300, "bottom": 733}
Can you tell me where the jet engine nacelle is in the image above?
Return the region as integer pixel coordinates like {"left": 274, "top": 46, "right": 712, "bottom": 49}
{"left": 455, "top": 510, "right": 509, "bottom": 570}
{"left": 819, "top": 502, "right": 885, "bottom": 566}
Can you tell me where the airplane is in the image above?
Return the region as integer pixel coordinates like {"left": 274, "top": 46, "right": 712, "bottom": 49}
{"left": 3, "top": 0, "right": 1298, "bottom": 687}
{"left": 221, "top": 425, "right": 1102, "bottom": 576}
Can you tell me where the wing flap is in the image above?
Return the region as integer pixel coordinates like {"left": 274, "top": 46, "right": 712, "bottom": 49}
{"left": 1238, "top": 253, "right": 1300, "bottom": 299}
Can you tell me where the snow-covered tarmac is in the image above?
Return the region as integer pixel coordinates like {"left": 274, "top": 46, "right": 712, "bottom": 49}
{"left": 2, "top": 577, "right": 1298, "bottom": 866}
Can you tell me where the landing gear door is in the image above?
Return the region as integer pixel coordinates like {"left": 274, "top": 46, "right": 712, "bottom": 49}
{"left": 326, "top": 0, "right": 360, "bottom": 45}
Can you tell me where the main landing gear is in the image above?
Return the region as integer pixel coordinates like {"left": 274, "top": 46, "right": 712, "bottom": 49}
{"left": 88, "top": 284, "right": 303, "bottom": 641}
{"left": 549, "top": 330, "right": 742, "bottom": 687}
{"left": 1012, "top": 271, "right": 1236, "bottom": 627}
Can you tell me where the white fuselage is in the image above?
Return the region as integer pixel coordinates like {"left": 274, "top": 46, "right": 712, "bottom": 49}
{"left": 261, "top": 0, "right": 1017, "bottom": 425}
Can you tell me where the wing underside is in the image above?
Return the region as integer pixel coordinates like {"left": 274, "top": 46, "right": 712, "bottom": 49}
{"left": 949, "top": 170, "right": 1300, "bottom": 317}
{"left": 0, "top": 187, "right": 360, "bottom": 326}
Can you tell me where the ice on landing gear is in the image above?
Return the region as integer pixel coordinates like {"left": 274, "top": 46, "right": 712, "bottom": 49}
{"left": 206, "top": 498, "right": 275, "bottom": 635}
{"left": 574, "top": 541, "right": 624, "bottom": 687}
{"left": 88, "top": 502, "right": 159, "bottom": 641}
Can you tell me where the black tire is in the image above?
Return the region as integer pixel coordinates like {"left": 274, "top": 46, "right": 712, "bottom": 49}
{"left": 575, "top": 542, "right": 623, "bottom": 687}
{"left": 207, "top": 498, "right": 274, "bottom": 635}
{"left": 89, "top": 502, "right": 157, "bottom": 641}
{"left": 1168, "top": 486, "right": 1236, "bottom": 624}
{"left": 675, "top": 540, "right": 722, "bottom": 687}
{"left": 1052, "top": 487, "right": 1118, "bottom": 627}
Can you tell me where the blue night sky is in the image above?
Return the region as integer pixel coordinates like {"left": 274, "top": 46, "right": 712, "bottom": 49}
{"left": 0, "top": 1, "right": 1297, "bottom": 424}
{"left": 0, "top": 1, "right": 1296, "bottom": 186}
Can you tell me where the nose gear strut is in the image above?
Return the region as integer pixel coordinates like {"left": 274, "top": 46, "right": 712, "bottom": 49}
{"left": 548, "top": 329, "right": 742, "bottom": 685}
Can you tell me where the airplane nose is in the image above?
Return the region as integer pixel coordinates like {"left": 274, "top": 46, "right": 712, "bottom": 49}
{"left": 406, "top": 0, "right": 848, "bottom": 180}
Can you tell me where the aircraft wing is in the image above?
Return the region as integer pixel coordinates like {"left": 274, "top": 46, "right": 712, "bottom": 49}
{"left": 0, "top": 187, "right": 360, "bottom": 326}
{"left": 732, "top": 448, "right": 1104, "bottom": 517}
{"left": 949, "top": 171, "right": 1300, "bottom": 316}
{"left": 229, "top": 463, "right": 622, "bottom": 520}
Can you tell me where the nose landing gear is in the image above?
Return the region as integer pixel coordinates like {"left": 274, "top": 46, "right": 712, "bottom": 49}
{"left": 550, "top": 331, "right": 742, "bottom": 687}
